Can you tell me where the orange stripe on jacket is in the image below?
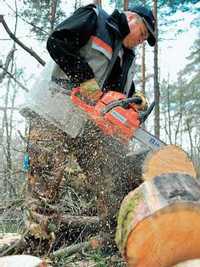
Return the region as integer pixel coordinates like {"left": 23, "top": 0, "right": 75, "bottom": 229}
{"left": 91, "top": 36, "right": 113, "bottom": 54}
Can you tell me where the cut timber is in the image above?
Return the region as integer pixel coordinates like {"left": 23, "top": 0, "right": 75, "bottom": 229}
{"left": 0, "top": 255, "right": 50, "bottom": 267}
{"left": 0, "top": 233, "right": 25, "bottom": 255}
{"left": 0, "top": 233, "right": 22, "bottom": 252}
{"left": 143, "top": 145, "right": 196, "bottom": 180}
{"left": 115, "top": 173, "right": 200, "bottom": 267}
{"left": 173, "top": 259, "right": 200, "bottom": 267}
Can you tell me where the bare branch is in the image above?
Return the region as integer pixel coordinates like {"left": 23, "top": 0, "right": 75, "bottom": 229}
{"left": 3, "top": 0, "right": 49, "bottom": 36}
{"left": 0, "top": 15, "right": 46, "bottom": 66}
{"left": 0, "top": 48, "right": 16, "bottom": 83}
{"left": 52, "top": 236, "right": 102, "bottom": 258}
{"left": 0, "top": 65, "right": 29, "bottom": 92}
{"left": 0, "top": 107, "right": 19, "bottom": 111}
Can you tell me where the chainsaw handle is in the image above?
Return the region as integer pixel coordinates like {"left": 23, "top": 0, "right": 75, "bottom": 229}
{"left": 101, "top": 96, "right": 142, "bottom": 115}
{"left": 139, "top": 101, "right": 155, "bottom": 123}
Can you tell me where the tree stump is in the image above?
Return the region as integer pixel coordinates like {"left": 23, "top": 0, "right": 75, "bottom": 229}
{"left": 115, "top": 173, "right": 200, "bottom": 267}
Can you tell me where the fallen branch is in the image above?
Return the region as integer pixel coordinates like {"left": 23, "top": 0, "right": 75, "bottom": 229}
{"left": 30, "top": 211, "right": 100, "bottom": 228}
{"left": 59, "top": 214, "right": 100, "bottom": 228}
{"left": 0, "top": 15, "right": 46, "bottom": 66}
{"left": 52, "top": 237, "right": 102, "bottom": 258}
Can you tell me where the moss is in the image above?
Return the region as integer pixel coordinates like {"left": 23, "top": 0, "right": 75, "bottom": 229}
{"left": 115, "top": 188, "right": 142, "bottom": 255}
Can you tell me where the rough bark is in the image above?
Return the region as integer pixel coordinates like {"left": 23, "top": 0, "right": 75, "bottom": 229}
{"left": 153, "top": 0, "right": 160, "bottom": 138}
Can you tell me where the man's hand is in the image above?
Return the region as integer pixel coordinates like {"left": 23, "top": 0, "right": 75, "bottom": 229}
{"left": 80, "top": 79, "right": 103, "bottom": 103}
{"left": 133, "top": 91, "right": 149, "bottom": 111}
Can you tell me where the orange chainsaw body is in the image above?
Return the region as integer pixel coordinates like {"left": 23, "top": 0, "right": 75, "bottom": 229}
{"left": 71, "top": 87, "right": 140, "bottom": 142}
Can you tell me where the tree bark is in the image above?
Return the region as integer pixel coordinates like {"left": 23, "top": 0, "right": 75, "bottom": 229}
{"left": 52, "top": 236, "right": 102, "bottom": 258}
{"left": 124, "top": 0, "right": 129, "bottom": 11}
{"left": 49, "top": 0, "right": 58, "bottom": 33}
{"left": 153, "top": 0, "right": 160, "bottom": 138}
{"left": 141, "top": 43, "right": 146, "bottom": 94}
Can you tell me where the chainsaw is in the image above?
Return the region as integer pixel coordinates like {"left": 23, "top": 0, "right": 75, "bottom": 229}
{"left": 71, "top": 87, "right": 165, "bottom": 151}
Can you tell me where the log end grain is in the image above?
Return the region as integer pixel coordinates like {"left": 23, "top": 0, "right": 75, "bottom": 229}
{"left": 143, "top": 145, "right": 196, "bottom": 181}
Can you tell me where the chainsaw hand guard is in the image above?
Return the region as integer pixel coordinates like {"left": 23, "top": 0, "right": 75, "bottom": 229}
{"left": 101, "top": 96, "right": 142, "bottom": 115}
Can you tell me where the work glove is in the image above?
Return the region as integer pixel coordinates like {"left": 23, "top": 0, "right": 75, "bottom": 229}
{"left": 133, "top": 91, "right": 149, "bottom": 111}
{"left": 79, "top": 78, "right": 103, "bottom": 104}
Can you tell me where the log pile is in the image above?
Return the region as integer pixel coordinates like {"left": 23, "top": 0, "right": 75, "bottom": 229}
{"left": 116, "top": 145, "right": 200, "bottom": 267}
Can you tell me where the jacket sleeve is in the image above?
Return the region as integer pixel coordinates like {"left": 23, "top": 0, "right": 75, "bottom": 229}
{"left": 47, "top": 4, "right": 97, "bottom": 85}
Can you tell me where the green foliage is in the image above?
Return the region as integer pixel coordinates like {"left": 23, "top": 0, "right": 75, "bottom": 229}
{"left": 109, "top": 0, "right": 152, "bottom": 10}
{"left": 160, "top": 29, "right": 200, "bottom": 150}
{"left": 20, "top": 0, "right": 65, "bottom": 41}
{"left": 0, "top": 219, "right": 24, "bottom": 234}
{"left": 90, "top": 250, "right": 108, "bottom": 267}
{"left": 159, "top": 0, "right": 199, "bottom": 13}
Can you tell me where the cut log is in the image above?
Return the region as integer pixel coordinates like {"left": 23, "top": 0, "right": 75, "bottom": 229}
{"left": 115, "top": 173, "right": 200, "bottom": 267}
{"left": 0, "top": 233, "right": 25, "bottom": 255}
{"left": 173, "top": 259, "right": 200, "bottom": 267}
{"left": 0, "top": 255, "right": 50, "bottom": 267}
{"left": 143, "top": 145, "right": 196, "bottom": 180}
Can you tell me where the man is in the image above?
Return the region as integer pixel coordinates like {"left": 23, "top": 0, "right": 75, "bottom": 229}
{"left": 47, "top": 4, "right": 156, "bottom": 109}
{"left": 21, "top": 4, "right": 156, "bottom": 241}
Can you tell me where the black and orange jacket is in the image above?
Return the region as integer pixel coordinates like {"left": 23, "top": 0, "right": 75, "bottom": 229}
{"left": 47, "top": 4, "right": 136, "bottom": 96}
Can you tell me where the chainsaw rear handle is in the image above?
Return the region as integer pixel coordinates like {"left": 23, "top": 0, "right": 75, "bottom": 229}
{"left": 101, "top": 96, "right": 142, "bottom": 115}
{"left": 101, "top": 96, "right": 155, "bottom": 124}
{"left": 139, "top": 101, "right": 155, "bottom": 123}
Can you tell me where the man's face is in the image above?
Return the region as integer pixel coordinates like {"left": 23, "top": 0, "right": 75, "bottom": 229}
{"left": 123, "top": 15, "right": 149, "bottom": 49}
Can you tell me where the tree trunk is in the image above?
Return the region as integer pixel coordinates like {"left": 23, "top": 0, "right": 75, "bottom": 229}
{"left": 141, "top": 43, "right": 146, "bottom": 94}
{"left": 153, "top": 0, "right": 160, "bottom": 138}
{"left": 49, "top": 0, "right": 58, "bottom": 33}
{"left": 124, "top": 0, "right": 129, "bottom": 11}
{"left": 94, "top": 0, "right": 102, "bottom": 6}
